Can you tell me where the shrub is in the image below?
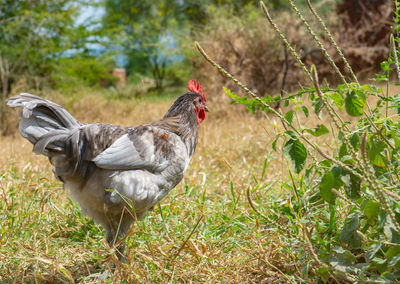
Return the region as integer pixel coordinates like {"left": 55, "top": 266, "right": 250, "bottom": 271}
{"left": 52, "top": 55, "right": 118, "bottom": 92}
{"left": 193, "top": 1, "right": 393, "bottom": 105}
{"left": 192, "top": 4, "right": 312, "bottom": 101}
{"left": 196, "top": 0, "right": 400, "bottom": 282}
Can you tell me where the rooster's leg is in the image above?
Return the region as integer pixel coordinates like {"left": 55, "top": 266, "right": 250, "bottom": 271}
{"left": 104, "top": 211, "right": 134, "bottom": 263}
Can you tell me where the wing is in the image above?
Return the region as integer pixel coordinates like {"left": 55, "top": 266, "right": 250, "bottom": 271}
{"left": 91, "top": 126, "right": 173, "bottom": 172}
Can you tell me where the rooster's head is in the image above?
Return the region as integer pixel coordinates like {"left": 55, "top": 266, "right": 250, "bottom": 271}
{"left": 164, "top": 80, "right": 208, "bottom": 125}
{"left": 188, "top": 80, "right": 208, "bottom": 124}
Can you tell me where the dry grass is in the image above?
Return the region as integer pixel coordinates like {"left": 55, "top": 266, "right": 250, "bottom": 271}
{"left": 1, "top": 82, "right": 399, "bottom": 283}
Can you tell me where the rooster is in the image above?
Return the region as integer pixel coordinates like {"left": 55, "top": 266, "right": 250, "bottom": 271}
{"left": 7, "top": 80, "right": 208, "bottom": 261}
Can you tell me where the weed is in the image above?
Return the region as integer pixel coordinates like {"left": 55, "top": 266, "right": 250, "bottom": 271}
{"left": 197, "top": 1, "right": 400, "bottom": 282}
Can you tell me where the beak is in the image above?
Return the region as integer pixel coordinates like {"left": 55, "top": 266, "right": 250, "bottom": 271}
{"left": 204, "top": 105, "right": 209, "bottom": 112}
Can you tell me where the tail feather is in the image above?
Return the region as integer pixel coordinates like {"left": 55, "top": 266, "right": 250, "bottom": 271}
{"left": 32, "top": 129, "right": 71, "bottom": 154}
{"left": 8, "top": 93, "right": 80, "bottom": 129}
{"left": 33, "top": 110, "right": 66, "bottom": 129}
{"left": 8, "top": 93, "right": 95, "bottom": 182}
{"left": 8, "top": 93, "right": 81, "bottom": 146}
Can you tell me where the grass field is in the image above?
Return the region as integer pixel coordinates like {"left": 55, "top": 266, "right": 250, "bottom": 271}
{"left": 0, "top": 87, "right": 294, "bottom": 283}
{"left": 1, "top": 83, "right": 398, "bottom": 283}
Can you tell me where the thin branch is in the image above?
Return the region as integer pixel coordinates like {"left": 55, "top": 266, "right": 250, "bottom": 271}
{"left": 391, "top": 34, "right": 400, "bottom": 83}
{"left": 306, "top": 0, "right": 360, "bottom": 85}
{"left": 260, "top": 1, "right": 312, "bottom": 82}
{"left": 195, "top": 41, "right": 363, "bottom": 180}
{"left": 288, "top": 0, "right": 348, "bottom": 86}
{"left": 170, "top": 215, "right": 204, "bottom": 261}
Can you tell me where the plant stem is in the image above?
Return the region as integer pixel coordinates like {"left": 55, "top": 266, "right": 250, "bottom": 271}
{"left": 311, "top": 65, "right": 400, "bottom": 233}
{"left": 195, "top": 41, "right": 362, "bottom": 180}
{"left": 259, "top": 1, "right": 312, "bottom": 82}
{"left": 305, "top": 0, "right": 359, "bottom": 85}
{"left": 391, "top": 34, "right": 400, "bottom": 83}
{"left": 288, "top": 0, "right": 347, "bottom": 86}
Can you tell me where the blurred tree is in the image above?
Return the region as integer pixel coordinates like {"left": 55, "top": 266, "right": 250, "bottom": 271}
{"left": 1, "top": 1, "right": 64, "bottom": 127}
{"left": 103, "top": 0, "right": 184, "bottom": 89}
{"left": 0, "top": 0, "right": 72, "bottom": 125}
{"left": 0, "top": 0, "right": 112, "bottom": 132}
{"left": 102, "top": 0, "right": 258, "bottom": 90}
{"left": 179, "top": 0, "right": 255, "bottom": 25}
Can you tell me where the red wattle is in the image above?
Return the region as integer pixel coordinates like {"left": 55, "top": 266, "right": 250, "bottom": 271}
{"left": 197, "top": 109, "right": 205, "bottom": 124}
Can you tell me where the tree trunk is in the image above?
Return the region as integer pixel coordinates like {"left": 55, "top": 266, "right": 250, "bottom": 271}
{"left": 337, "top": 0, "right": 391, "bottom": 25}
{"left": 0, "top": 56, "right": 9, "bottom": 133}
{"left": 151, "top": 59, "right": 166, "bottom": 90}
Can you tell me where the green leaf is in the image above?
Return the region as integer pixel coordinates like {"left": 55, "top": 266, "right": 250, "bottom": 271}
{"left": 366, "top": 243, "right": 382, "bottom": 260}
{"left": 341, "top": 155, "right": 355, "bottom": 165}
{"left": 368, "top": 140, "right": 387, "bottom": 167}
{"left": 328, "top": 204, "right": 336, "bottom": 234}
{"left": 372, "top": 257, "right": 386, "bottom": 265}
{"left": 271, "top": 135, "right": 280, "bottom": 152}
{"left": 273, "top": 94, "right": 282, "bottom": 101}
{"left": 223, "top": 87, "right": 236, "bottom": 99}
{"left": 341, "top": 172, "right": 361, "bottom": 199}
{"left": 350, "top": 133, "right": 360, "bottom": 150}
{"left": 391, "top": 94, "right": 400, "bottom": 115}
{"left": 305, "top": 124, "right": 329, "bottom": 137}
{"left": 329, "top": 246, "right": 360, "bottom": 275}
{"left": 386, "top": 247, "right": 400, "bottom": 268}
{"left": 319, "top": 159, "right": 332, "bottom": 167}
{"left": 331, "top": 166, "right": 344, "bottom": 189}
{"left": 332, "top": 247, "right": 356, "bottom": 264}
{"left": 388, "top": 254, "right": 400, "bottom": 268}
{"left": 285, "top": 130, "right": 297, "bottom": 140}
{"left": 315, "top": 267, "right": 330, "bottom": 282}
{"left": 319, "top": 172, "right": 336, "bottom": 204}
{"left": 327, "top": 92, "right": 344, "bottom": 110}
{"left": 312, "top": 97, "right": 323, "bottom": 118}
{"left": 363, "top": 200, "right": 381, "bottom": 220}
{"left": 345, "top": 89, "right": 366, "bottom": 116}
{"left": 340, "top": 211, "right": 361, "bottom": 249}
{"left": 301, "top": 106, "right": 309, "bottom": 117}
{"left": 284, "top": 99, "right": 289, "bottom": 107}
{"left": 329, "top": 259, "right": 360, "bottom": 275}
{"left": 381, "top": 213, "right": 400, "bottom": 243}
{"left": 339, "top": 143, "right": 348, "bottom": 158}
{"left": 284, "top": 110, "right": 295, "bottom": 125}
{"left": 283, "top": 138, "right": 307, "bottom": 174}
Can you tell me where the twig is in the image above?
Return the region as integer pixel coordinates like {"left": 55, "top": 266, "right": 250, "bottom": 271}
{"left": 195, "top": 41, "right": 363, "bottom": 179}
{"left": 288, "top": 0, "right": 348, "bottom": 86}
{"left": 260, "top": 1, "right": 312, "bottom": 82}
{"left": 246, "top": 186, "right": 270, "bottom": 221}
{"left": 281, "top": 45, "right": 289, "bottom": 95}
{"left": 171, "top": 215, "right": 204, "bottom": 261}
{"left": 264, "top": 260, "right": 296, "bottom": 284}
{"left": 391, "top": 34, "right": 400, "bottom": 83}
{"left": 306, "top": 0, "right": 359, "bottom": 85}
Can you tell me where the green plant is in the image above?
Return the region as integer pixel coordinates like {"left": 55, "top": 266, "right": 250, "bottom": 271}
{"left": 196, "top": 1, "right": 400, "bottom": 281}
{"left": 53, "top": 55, "right": 118, "bottom": 91}
{"left": 0, "top": 0, "right": 112, "bottom": 134}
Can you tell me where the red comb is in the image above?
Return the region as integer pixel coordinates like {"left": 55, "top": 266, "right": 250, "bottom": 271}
{"left": 188, "top": 80, "right": 206, "bottom": 102}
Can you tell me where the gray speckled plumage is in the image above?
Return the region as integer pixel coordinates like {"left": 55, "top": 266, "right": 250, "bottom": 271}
{"left": 7, "top": 91, "right": 207, "bottom": 261}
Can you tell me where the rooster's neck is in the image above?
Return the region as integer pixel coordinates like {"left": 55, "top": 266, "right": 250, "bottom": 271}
{"left": 152, "top": 113, "right": 198, "bottom": 157}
